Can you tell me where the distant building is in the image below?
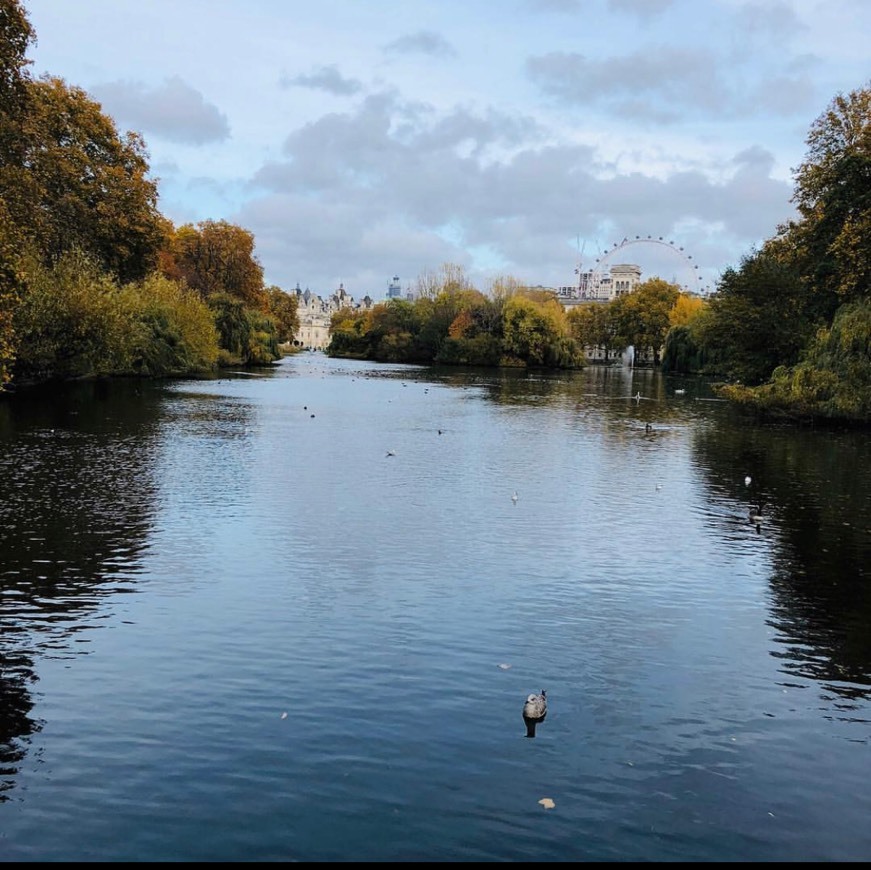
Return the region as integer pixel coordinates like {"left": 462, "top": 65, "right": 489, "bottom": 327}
{"left": 290, "top": 282, "right": 375, "bottom": 351}
{"left": 386, "top": 275, "right": 403, "bottom": 299}
{"left": 557, "top": 263, "right": 642, "bottom": 307}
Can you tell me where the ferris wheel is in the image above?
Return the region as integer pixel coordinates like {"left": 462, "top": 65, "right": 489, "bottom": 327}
{"left": 591, "top": 236, "right": 707, "bottom": 294}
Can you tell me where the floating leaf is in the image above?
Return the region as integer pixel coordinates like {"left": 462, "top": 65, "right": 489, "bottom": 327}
{"left": 538, "top": 797, "right": 555, "bottom": 809}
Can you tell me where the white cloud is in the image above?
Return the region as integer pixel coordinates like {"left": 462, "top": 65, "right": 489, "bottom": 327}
{"left": 89, "top": 76, "right": 230, "bottom": 145}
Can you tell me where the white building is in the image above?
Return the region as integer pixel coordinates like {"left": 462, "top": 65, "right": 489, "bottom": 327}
{"left": 290, "top": 283, "right": 375, "bottom": 350}
{"left": 557, "top": 263, "right": 642, "bottom": 307}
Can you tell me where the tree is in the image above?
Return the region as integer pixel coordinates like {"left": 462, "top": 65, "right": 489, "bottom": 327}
{"left": 567, "top": 302, "right": 619, "bottom": 361}
{"left": 501, "top": 294, "right": 580, "bottom": 367}
{"left": 168, "top": 219, "right": 266, "bottom": 308}
{"left": 784, "top": 82, "right": 871, "bottom": 309}
{"left": 669, "top": 292, "right": 706, "bottom": 328}
{"left": 696, "top": 247, "right": 812, "bottom": 384}
{"left": 0, "top": 0, "right": 34, "bottom": 167}
{"left": 264, "top": 285, "right": 299, "bottom": 343}
{"left": 12, "top": 250, "right": 136, "bottom": 383}
{"left": 3, "top": 75, "right": 165, "bottom": 283}
{"left": 118, "top": 273, "right": 219, "bottom": 376}
{"left": 718, "top": 298, "right": 871, "bottom": 423}
{"left": 609, "top": 278, "right": 680, "bottom": 365}
{"left": 0, "top": 203, "right": 25, "bottom": 387}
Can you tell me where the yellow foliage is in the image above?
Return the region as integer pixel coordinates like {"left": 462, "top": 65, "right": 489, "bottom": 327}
{"left": 670, "top": 293, "right": 706, "bottom": 327}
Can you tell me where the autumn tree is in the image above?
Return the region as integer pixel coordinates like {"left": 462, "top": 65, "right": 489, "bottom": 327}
{"left": 567, "top": 302, "right": 619, "bottom": 361}
{"left": 609, "top": 278, "right": 680, "bottom": 365}
{"left": 2, "top": 75, "right": 165, "bottom": 282}
{"left": 168, "top": 220, "right": 266, "bottom": 308}
{"left": 501, "top": 293, "right": 582, "bottom": 367}
{"left": 0, "top": 0, "right": 33, "bottom": 167}
{"left": 669, "top": 292, "right": 706, "bottom": 328}
{"left": 0, "top": 203, "right": 24, "bottom": 387}
{"left": 264, "top": 285, "right": 299, "bottom": 343}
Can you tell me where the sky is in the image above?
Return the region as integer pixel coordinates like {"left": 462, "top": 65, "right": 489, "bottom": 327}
{"left": 21, "top": 0, "right": 871, "bottom": 301}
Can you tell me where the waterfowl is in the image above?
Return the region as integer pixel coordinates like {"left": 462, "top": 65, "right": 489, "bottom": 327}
{"left": 522, "top": 689, "right": 547, "bottom": 738}
{"left": 748, "top": 504, "right": 764, "bottom": 533}
{"left": 511, "top": 491, "right": 519, "bottom": 503}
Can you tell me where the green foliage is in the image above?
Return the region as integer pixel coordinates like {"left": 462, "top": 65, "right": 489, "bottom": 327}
{"left": 118, "top": 274, "right": 219, "bottom": 376}
{"left": 207, "top": 293, "right": 279, "bottom": 366}
{"left": 12, "top": 250, "right": 136, "bottom": 383}
{"left": 786, "top": 83, "right": 871, "bottom": 307}
{"left": 695, "top": 248, "right": 812, "bottom": 384}
{"left": 716, "top": 299, "right": 871, "bottom": 423}
{"left": 608, "top": 278, "right": 680, "bottom": 365}
{"left": 244, "top": 308, "right": 280, "bottom": 365}
{"left": 661, "top": 324, "right": 708, "bottom": 374}
{"left": 434, "top": 333, "right": 502, "bottom": 366}
{"left": 327, "top": 307, "right": 371, "bottom": 358}
{"left": 567, "top": 302, "right": 619, "bottom": 361}
{"left": 501, "top": 294, "right": 580, "bottom": 367}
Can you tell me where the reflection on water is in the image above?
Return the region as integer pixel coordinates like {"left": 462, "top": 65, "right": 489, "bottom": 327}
{"left": 0, "top": 358, "right": 869, "bottom": 860}
{"left": 0, "top": 380, "right": 166, "bottom": 796}
{"left": 694, "top": 422, "right": 871, "bottom": 710}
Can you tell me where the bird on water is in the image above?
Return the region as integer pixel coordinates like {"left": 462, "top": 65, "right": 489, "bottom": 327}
{"left": 522, "top": 689, "right": 547, "bottom": 738}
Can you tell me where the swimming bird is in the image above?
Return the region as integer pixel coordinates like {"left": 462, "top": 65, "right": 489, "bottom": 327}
{"left": 511, "top": 490, "right": 519, "bottom": 504}
{"left": 744, "top": 475, "right": 752, "bottom": 487}
{"left": 675, "top": 388, "right": 686, "bottom": 395}
{"left": 523, "top": 689, "right": 547, "bottom": 738}
{"left": 386, "top": 449, "right": 396, "bottom": 457}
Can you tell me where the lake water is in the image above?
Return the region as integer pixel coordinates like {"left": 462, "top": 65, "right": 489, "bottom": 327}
{"left": 0, "top": 353, "right": 869, "bottom": 862}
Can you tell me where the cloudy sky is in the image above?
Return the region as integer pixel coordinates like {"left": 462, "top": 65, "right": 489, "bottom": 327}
{"left": 22, "top": 0, "right": 870, "bottom": 300}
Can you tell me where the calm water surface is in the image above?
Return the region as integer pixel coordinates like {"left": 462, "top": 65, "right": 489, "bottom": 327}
{"left": 0, "top": 354, "right": 869, "bottom": 862}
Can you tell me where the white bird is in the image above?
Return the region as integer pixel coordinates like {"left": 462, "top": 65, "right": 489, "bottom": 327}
{"left": 386, "top": 449, "right": 396, "bottom": 457}
{"left": 511, "top": 491, "right": 518, "bottom": 503}
{"left": 745, "top": 475, "right": 752, "bottom": 487}
{"left": 674, "top": 388, "right": 686, "bottom": 395}
{"left": 522, "top": 689, "right": 547, "bottom": 738}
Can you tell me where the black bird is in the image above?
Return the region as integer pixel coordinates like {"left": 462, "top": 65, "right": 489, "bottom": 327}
{"left": 522, "top": 689, "right": 547, "bottom": 738}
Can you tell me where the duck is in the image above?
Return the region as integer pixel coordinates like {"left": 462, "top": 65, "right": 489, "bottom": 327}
{"left": 522, "top": 689, "right": 547, "bottom": 738}
{"left": 749, "top": 504, "right": 764, "bottom": 532}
